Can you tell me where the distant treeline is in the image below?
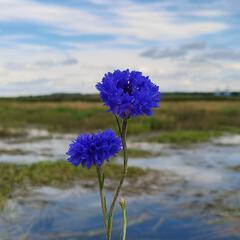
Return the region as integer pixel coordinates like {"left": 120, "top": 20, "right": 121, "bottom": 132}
{"left": 162, "top": 92, "right": 240, "bottom": 101}
{"left": 0, "top": 92, "right": 240, "bottom": 102}
{"left": 0, "top": 93, "right": 100, "bottom": 102}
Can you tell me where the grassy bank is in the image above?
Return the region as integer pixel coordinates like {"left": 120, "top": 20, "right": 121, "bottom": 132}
{"left": 120, "top": 148, "right": 154, "bottom": 158}
{"left": 148, "top": 130, "right": 222, "bottom": 144}
{"left": 0, "top": 100, "right": 240, "bottom": 135}
{"left": 0, "top": 161, "right": 147, "bottom": 210}
{"left": 229, "top": 165, "right": 240, "bottom": 172}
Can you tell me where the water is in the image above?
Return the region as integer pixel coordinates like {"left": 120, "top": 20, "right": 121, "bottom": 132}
{"left": 0, "top": 129, "right": 239, "bottom": 239}
{"left": 1, "top": 187, "right": 239, "bottom": 240}
{"left": 0, "top": 129, "right": 72, "bottom": 163}
{"left": 127, "top": 140, "right": 240, "bottom": 190}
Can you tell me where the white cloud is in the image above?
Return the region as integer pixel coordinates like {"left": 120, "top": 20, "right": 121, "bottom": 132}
{"left": 0, "top": 0, "right": 229, "bottom": 41}
{"left": 190, "top": 9, "right": 229, "bottom": 17}
{"left": 112, "top": 2, "right": 228, "bottom": 40}
{"left": 0, "top": 0, "right": 113, "bottom": 34}
{"left": 0, "top": 41, "right": 240, "bottom": 96}
{"left": 0, "top": 0, "right": 238, "bottom": 96}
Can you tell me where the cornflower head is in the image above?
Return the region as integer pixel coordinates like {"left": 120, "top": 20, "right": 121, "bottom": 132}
{"left": 96, "top": 69, "right": 160, "bottom": 118}
{"left": 66, "top": 129, "right": 121, "bottom": 168}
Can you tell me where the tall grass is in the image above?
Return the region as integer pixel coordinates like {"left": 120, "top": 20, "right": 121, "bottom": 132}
{"left": 0, "top": 100, "right": 239, "bottom": 134}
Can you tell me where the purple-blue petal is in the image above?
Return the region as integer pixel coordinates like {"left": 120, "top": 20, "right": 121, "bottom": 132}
{"left": 96, "top": 69, "right": 160, "bottom": 118}
{"left": 66, "top": 129, "right": 122, "bottom": 168}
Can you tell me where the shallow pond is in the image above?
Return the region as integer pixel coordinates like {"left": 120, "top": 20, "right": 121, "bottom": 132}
{"left": 0, "top": 130, "right": 239, "bottom": 239}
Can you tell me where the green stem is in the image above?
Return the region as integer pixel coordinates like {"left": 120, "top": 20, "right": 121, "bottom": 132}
{"left": 96, "top": 166, "right": 108, "bottom": 236}
{"left": 106, "top": 119, "right": 128, "bottom": 240}
{"left": 114, "top": 115, "right": 122, "bottom": 136}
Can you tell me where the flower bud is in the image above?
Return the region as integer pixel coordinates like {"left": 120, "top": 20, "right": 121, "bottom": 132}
{"left": 119, "top": 197, "right": 126, "bottom": 208}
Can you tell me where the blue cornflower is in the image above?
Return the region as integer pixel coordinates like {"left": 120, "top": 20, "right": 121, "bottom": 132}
{"left": 66, "top": 129, "right": 122, "bottom": 168}
{"left": 96, "top": 69, "right": 160, "bottom": 118}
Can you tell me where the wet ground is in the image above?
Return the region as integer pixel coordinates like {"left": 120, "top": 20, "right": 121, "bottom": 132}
{"left": 0, "top": 129, "right": 239, "bottom": 240}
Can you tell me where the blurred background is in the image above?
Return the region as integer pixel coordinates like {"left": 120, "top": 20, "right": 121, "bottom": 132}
{"left": 0, "top": 0, "right": 240, "bottom": 239}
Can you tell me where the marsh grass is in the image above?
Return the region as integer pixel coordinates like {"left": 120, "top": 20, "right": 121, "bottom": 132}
{"left": 0, "top": 128, "right": 27, "bottom": 138}
{"left": 0, "top": 100, "right": 240, "bottom": 134}
{"left": 0, "top": 148, "right": 29, "bottom": 155}
{"left": 229, "top": 165, "right": 240, "bottom": 172}
{"left": 148, "top": 130, "right": 223, "bottom": 144}
{"left": 0, "top": 161, "right": 147, "bottom": 210}
{"left": 120, "top": 148, "right": 154, "bottom": 158}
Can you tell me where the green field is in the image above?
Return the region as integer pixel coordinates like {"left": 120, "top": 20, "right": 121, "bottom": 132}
{"left": 0, "top": 99, "right": 239, "bottom": 139}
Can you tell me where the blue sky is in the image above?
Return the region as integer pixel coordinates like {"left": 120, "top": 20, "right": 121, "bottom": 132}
{"left": 0, "top": 0, "right": 239, "bottom": 96}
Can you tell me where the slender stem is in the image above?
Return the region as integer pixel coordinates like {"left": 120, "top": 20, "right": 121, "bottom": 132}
{"left": 96, "top": 166, "right": 108, "bottom": 236}
{"left": 106, "top": 119, "right": 128, "bottom": 240}
{"left": 114, "top": 115, "right": 122, "bottom": 136}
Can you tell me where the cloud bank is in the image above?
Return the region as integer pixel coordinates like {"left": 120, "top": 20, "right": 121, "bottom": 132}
{"left": 0, "top": 0, "right": 239, "bottom": 96}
